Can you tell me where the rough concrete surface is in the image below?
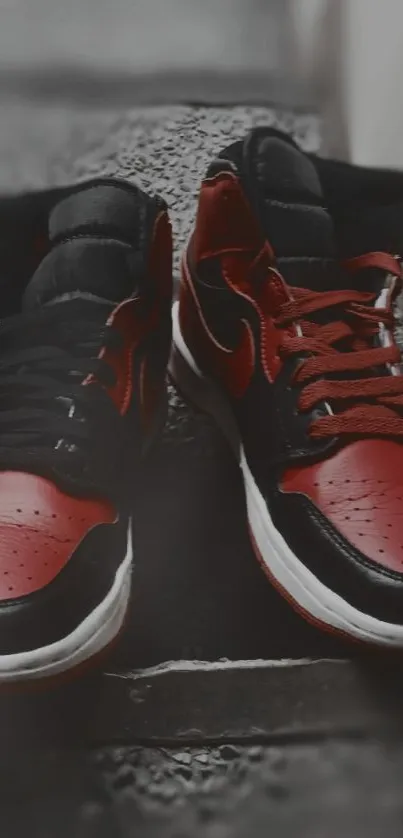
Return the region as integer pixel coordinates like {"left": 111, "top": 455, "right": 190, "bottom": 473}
{"left": 99, "top": 740, "right": 403, "bottom": 838}
{"left": 4, "top": 740, "right": 403, "bottom": 838}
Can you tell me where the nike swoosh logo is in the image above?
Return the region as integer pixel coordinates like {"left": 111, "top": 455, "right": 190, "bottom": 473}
{"left": 181, "top": 256, "right": 255, "bottom": 398}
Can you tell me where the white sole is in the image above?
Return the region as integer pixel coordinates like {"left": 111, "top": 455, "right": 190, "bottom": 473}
{"left": 170, "top": 301, "right": 403, "bottom": 648}
{"left": 0, "top": 520, "right": 133, "bottom": 684}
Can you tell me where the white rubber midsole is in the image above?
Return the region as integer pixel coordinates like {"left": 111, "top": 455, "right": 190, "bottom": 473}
{"left": 0, "top": 520, "right": 133, "bottom": 683}
{"left": 170, "top": 301, "right": 403, "bottom": 647}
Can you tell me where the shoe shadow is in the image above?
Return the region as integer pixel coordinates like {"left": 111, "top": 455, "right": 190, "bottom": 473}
{"left": 0, "top": 386, "right": 401, "bottom": 835}
{"left": 113, "top": 384, "right": 350, "bottom": 668}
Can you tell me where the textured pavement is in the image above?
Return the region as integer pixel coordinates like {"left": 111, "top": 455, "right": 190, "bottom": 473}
{"left": 5, "top": 738, "right": 403, "bottom": 837}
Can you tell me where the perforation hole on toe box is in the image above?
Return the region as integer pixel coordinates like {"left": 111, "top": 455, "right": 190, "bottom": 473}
{"left": 317, "top": 475, "right": 403, "bottom": 571}
{"left": 284, "top": 464, "right": 403, "bottom": 573}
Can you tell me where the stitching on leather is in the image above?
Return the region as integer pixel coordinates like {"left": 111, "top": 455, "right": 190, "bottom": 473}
{"left": 295, "top": 493, "right": 403, "bottom": 582}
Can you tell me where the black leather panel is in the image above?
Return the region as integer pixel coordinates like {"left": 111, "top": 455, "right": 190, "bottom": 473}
{"left": 268, "top": 489, "right": 403, "bottom": 623}
{"left": 0, "top": 518, "right": 128, "bottom": 654}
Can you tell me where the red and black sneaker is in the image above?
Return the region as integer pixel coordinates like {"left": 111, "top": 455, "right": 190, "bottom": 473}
{"left": 0, "top": 179, "right": 172, "bottom": 684}
{"left": 170, "top": 127, "right": 403, "bottom": 647}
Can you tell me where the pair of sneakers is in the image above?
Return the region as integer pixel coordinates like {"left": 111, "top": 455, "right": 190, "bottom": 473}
{"left": 2, "top": 127, "right": 403, "bottom": 686}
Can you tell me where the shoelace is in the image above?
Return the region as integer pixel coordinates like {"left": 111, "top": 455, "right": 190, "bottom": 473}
{"left": 0, "top": 298, "right": 121, "bottom": 471}
{"left": 273, "top": 253, "right": 403, "bottom": 439}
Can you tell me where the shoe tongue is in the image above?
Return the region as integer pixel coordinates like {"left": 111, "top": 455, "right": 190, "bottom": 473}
{"left": 337, "top": 202, "right": 403, "bottom": 257}
{"left": 241, "top": 129, "right": 336, "bottom": 259}
{"left": 22, "top": 181, "right": 149, "bottom": 309}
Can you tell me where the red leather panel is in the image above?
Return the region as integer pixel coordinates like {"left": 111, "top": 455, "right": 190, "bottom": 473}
{"left": 138, "top": 210, "right": 173, "bottom": 427}
{"left": 221, "top": 255, "right": 291, "bottom": 383}
{"left": 193, "top": 173, "right": 264, "bottom": 263}
{"left": 0, "top": 472, "right": 116, "bottom": 600}
{"left": 90, "top": 210, "right": 172, "bottom": 420}
{"left": 344, "top": 252, "right": 402, "bottom": 277}
{"left": 182, "top": 172, "right": 292, "bottom": 388}
{"left": 281, "top": 439, "right": 403, "bottom": 573}
{"left": 101, "top": 297, "right": 145, "bottom": 415}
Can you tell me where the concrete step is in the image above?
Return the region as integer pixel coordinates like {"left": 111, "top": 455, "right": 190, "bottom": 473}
{"left": 2, "top": 657, "right": 402, "bottom": 747}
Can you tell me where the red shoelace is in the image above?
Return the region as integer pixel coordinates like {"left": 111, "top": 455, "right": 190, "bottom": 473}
{"left": 273, "top": 252, "right": 403, "bottom": 439}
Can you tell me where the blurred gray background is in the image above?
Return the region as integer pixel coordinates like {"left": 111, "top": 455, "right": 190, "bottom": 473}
{"left": 0, "top": 0, "right": 306, "bottom": 105}
{"left": 0, "top": 0, "right": 319, "bottom": 195}
{"left": 1, "top": 0, "right": 280, "bottom": 75}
